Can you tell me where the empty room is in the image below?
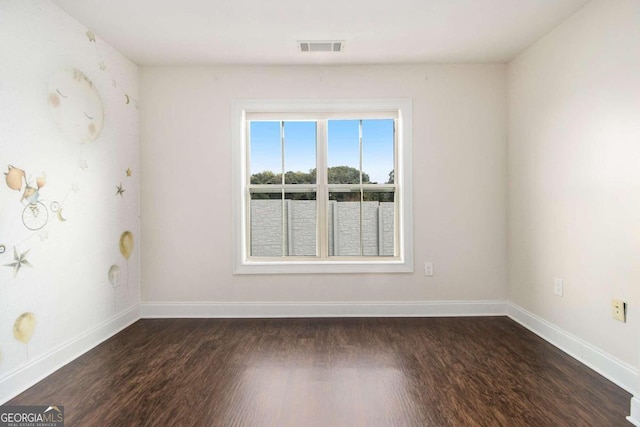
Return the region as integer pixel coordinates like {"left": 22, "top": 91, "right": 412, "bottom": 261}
{"left": 0, "top": 0, "right": 638, "bottom": 425}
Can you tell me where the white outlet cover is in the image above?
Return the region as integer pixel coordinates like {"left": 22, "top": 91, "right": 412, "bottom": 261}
{"left": 554, "top": 278, "right": 563, "bottom": 296}
{"left": 424, "top": 262, "right": 433, "bottom": 276}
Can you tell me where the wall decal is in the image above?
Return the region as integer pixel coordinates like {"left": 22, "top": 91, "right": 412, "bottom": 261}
{"left": 119, "top": 231, "right": 133, "bottom": 289}
{"left": 48, "top": 68, "right": 104, "bottom": 144}
{"left": 21, "top": 172, "right": 48, "bottom": 231}
{"left": 4, "top": 165, "right": 25, "bottom": 191}
{"left": 38, "top": 230, "right": 49, "bottom": 241}
{"left": 108, "top": 264, "right": 120, "bottom": 309}
{"left": 13, "top": 312, "right": 35, "bottom": 358}
{"left": 86, "top": 29, "right": 138, "bottom": 109}
{"left": 0, "top": 1, "right": 139, "bottom": 388}
{"left": 116, "top": 183, "right": 125, "bottom": 197}
{"left": 4, "top": 164, "right": 60, "bottom": 232}
{"left": 4, "top": 247, "right": 33, "bottom": 277}
{"left": 125, "top": 168, "right": 132, "bottom": 177}
{"left": 13, "top": 313, "right": 35, "bottom": 344}
{"left": 56, "top": 209, "right": 67, "bottom": 222}
{"left": 108, "top": 264, "right": 120, "bottom": 287}
{"left": 119, "top": 231, "right": 133, "bottom": 260}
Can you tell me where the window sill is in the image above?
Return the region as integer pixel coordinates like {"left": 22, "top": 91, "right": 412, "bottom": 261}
{"left": 233, "top": 258, "right": 414, "bottom": 275}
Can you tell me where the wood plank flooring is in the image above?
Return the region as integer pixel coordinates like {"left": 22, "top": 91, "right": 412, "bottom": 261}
{"left": 8, "top": 317, "right": 632, "bottom": 426}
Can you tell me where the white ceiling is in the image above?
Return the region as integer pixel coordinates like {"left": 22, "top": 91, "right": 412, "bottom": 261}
{"left": 51, "top": 0, "right": 590, "bottom": 66}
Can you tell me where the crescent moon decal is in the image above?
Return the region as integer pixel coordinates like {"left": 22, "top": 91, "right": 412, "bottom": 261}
{"left": 57, "top": 209, "right": 67, "bottom": 222}
{"left": 125, "top": 94, "right": 130, "bottom": 104}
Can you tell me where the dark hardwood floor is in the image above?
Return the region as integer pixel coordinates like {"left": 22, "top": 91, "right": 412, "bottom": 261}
{"left": 8, "top": 317, "right": 631, "bottom": 426}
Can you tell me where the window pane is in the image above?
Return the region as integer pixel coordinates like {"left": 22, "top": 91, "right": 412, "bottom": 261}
{"left": 250, "top": 190, "right": 317, "bottom": 257}
{"left": 363, "top": 191, "right": 395, "bottom": 257}
{"left": 250, "top": 121, "right": 281, "bottom": 184}
{"left": 285, "top": 192, "right": 317, "bottom": 256}
{"left": 250, "top": 191, "right": 283, "bottom": 257}
{"left": 329, "top": 190, "right": 361, "bottom": 256}
{"left": 284, "top": 121, "right": 316, "bottom": 184}
{"left": 362, "top": 119, "right": 394, "bottom": 184}
{"left": 328, "top": 120, "right": 360, "bottom": 184}
{"left": 327, "top": 190, "right": 395, "bottom": 257}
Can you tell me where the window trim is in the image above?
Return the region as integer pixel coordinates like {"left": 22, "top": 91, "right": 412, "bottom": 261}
{"left": 232, "top": 98, "right": 413, "bottom": 274}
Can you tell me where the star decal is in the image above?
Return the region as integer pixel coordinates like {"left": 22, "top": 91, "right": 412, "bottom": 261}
{"left": 79, "top": 159, "right": 88, "bottom": 170}
{"left": 116, "top": 183, "right": 125, "bottom": 197}
{"left": 39, "top": 229, "right": 50, "bottom": 241}
{"left": 125, "top": 168, "right": 132, "bottom": 177}
{"left": 86, "top": 30, "right": 96, "bottom": 42}
{"left": 4, "top": 247, "right": 33, "bottom": 278}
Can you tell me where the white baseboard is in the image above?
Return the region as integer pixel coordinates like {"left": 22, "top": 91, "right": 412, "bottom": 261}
{"left": 628, "top": 396, "right": 640, "bottom": 426}
{"left": 0, "top": 304, "right": 140, "bottom": 404}
{"left": 507, "top": 302, "right": 639, "bottom": 395}
{"left": 140, "top": 300, "right": 507, "bottom": 318}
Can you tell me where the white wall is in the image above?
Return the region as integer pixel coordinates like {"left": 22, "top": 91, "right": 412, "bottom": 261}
{"left": 0, "top": 0, "right": 140, "bottom": 401}
{"left": 508, "top": 0, "right": 640, "bottom": 371}
{"left": 140, "top": 64, "right": 507, "bottom": 304}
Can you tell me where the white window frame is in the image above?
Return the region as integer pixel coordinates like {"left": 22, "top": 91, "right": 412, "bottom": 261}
{"left": 232, "top": 98, "right": 413, "bottom": 274}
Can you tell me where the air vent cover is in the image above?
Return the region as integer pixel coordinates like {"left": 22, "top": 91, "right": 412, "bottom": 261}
{"left": 298, "top": 41, "right": 344, "bottom": 53}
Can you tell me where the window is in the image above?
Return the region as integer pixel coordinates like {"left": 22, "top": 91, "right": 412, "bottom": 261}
{"left": 232, "top": 99, "right": 413, "bottom": 274}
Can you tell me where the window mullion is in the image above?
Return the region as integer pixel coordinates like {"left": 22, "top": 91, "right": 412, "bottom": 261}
{"left": 245, "top": 121, "right": 252, "bottom": 260}
{"left": 316, "top": 120, "right": 328, "bottom": 258}
{"left": 359, "top": 119, "right": 364, "bottom": 257}
{"left": 280, "top": 121, "right": 286, "bottom": 257}
{"left": 394, "top": 118, "right": 399, "bottom": 257}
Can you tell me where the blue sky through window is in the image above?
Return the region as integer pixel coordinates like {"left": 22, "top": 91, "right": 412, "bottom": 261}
{"left": 250, "top": 119, "right": 394, "bottom": 184}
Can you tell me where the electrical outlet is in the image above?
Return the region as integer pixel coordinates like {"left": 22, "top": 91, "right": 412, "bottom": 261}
{"left": 424, "top": 262, "right": 433, "bottom": 277}
{"left": 553, "top": 278, "right": 563, "bottom": 296}
{"left": 612, "top": 299, "right": 626, "bottom": 322}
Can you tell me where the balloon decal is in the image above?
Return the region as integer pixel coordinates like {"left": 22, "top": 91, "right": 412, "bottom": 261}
{"left": 13, "top": 312, "right": 35, "bottom": 344}
{"left": 108, "top": 264, "right": 121, "bottom": 310}
{"left": 119, "top": 231, "right": 134, "bottom": 260}
{"left": 14, "top": 312, "right": 35, "bottom": 358}
{"left": 108, "top": 265, "right": 120, "bottom": 287}
{"left": 5, "top": 165, "right": 25, "bottom": 191}
{"left": 119, "top": 231, "right": 134, "bottom": 289}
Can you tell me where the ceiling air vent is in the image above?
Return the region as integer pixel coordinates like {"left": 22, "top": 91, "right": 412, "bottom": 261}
{"left": 298, "top": 41, "right": 344, "bottom": 53}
